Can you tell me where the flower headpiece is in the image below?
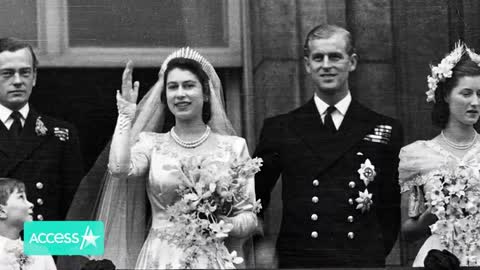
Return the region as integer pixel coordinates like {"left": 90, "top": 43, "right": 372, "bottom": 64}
{"left": 426, "top": 42, "right": 465, "bottom": 103}
{"left": 426, "top": 42, "right": 480, "bottom": 103}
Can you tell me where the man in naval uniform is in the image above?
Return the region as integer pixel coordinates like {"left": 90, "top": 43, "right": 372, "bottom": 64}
{"left": 0, "top": 37, "right": 84, "bottom": 221}
{"left": 254, "top": 24, "right": 403, "bottom": 268}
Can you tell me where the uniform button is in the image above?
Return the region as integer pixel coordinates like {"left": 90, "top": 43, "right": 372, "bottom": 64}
{"left": 36, "top": 198, "right": 44, "bottom": 206}
{"left": 312, "top": 196, "right": 319, "bottom": 203}
{"left": 347, "top": 216, "right": 354, "bottom": 223}
{"left": 347, "top": 232, "right": 354, "bottom": 239}
{"left": 36, "top": 182, "right": 44, "bottom": 189}
{"left": 312, "top": 179, "right": 319, "bottom": 186}
{"left": 348, "top": 198, "right": 354, "bottom": 205}
{"left": 311, "top": 214, "right": 318, "bottom": 221}
{"left": 348, "top": 181, "right": 356, "bottom": 188}
{"left": 37, "top": 214, "right": 44, "bottom": 221}
{"left": 311, "top": 231, "right": 318, "bottom": 238}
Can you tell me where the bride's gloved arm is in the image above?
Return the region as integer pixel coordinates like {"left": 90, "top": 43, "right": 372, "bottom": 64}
{"left": 224, "top": 176, "right": 258, "bottom": 238}
{"left": 223, "top": 138, "right": 259, "bottom": 238}
{"left": 108, "top": 60, "right": 144, "bottom": 177}
{"left": 108, "top": 92, "right": 137, "bottom": 176}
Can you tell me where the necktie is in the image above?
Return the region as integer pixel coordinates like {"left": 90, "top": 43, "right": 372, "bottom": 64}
{"left": 323, "top": 106, "right": 337, "bottom": 133}
{"left": 9, "top": 111, "right": 23, "bottom": 142}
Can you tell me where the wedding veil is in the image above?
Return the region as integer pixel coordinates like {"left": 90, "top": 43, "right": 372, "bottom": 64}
{"left": 62, "top": 48, "right": 238, "bottom": 269}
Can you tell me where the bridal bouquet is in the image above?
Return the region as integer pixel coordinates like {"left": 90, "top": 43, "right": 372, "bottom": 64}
{"left": 159, "top": 154, "right": 263, "bottom": 269}
{"left": 425, "top": 165, "right": 480, "bottom": 265}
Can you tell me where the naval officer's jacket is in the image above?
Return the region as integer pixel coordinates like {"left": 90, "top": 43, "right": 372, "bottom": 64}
{"left": 0, "top": 108, "right": 84, "bottom": 221}
{"left": 254, "top": 98, "right": 403, "bottom": 268}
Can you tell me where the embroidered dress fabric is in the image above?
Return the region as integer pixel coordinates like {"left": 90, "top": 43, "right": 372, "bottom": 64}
{"left": 0, "top": 235, "right": 56, "bottom": 270}
{"left": 109, "top": 131, "right": 257, "bottom": 269}
{"left": 398, "top": 139, "right": 480, "bottom": 266}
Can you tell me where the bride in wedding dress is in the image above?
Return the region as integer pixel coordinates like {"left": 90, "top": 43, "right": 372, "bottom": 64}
{"left": 62, "top": 48, "right": 258, "bottom": 269}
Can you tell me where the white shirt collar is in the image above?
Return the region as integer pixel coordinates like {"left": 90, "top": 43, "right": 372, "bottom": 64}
{"left": 314, "top": 92, "right": 352, "bottom": 130}
{"left": 314, "top": 91, "right": 351, "bottom": 116}
{"left": 0, "top": 103, "right": 29, "bottom": 125}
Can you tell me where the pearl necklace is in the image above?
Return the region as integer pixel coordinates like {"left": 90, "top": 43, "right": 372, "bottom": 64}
{"left": 170, "top": 126, "right": 211, "bottom": 148}
{"left": 441, "top": 130, "right": 478, "bottom": 150}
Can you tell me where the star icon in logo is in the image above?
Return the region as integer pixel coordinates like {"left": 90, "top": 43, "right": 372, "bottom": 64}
{"left": 80, "top": 226, "right": 100, "bottom": 250}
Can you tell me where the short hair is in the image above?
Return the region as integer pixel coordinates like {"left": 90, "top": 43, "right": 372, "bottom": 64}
{"left": 0, "top": 37, "right": 38, "bottom": 70}
{"left": 160, "top": 57, "right": 212, "bottom": 130}
{"left": 303, "top": 24, "right": 355, "bottom": 57}
{"left": 0, "top": 178, "right": 25, "bottom": 205}
{"left": 432, "top": 53, "right": 480, "bottom": 128}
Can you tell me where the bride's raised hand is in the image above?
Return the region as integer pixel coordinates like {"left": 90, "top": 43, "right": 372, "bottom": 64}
{"left": 110, "top": 60, "right": 139, "bottom": 176}
{"left": 118, "top": 60, "right": 140, "bottom": 104}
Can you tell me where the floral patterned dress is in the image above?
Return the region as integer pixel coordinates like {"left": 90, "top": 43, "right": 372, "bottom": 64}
{"left": 0, "top": 235, "right": 56, "bottom": 270}
{"left": 399, "top": 139, "right": 480, "bottom": 267}
{"left": 125, "top": 132, "right": 257, "bottom": 269}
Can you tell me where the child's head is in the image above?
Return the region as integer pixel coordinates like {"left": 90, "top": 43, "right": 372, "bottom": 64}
{"left": 0, "top": 178, "right": 33, "bottom": 227}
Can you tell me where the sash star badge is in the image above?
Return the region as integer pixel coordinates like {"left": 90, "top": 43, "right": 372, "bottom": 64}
{"left": 357, "top": 158, "right": 376, "bottom": 186}
{"left": 355, "top": 189, "right": 373, "bottom": 213}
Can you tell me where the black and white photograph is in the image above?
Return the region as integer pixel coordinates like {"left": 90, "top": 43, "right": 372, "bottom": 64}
{"left": 0, "top": 1, "right": 480, "bottom": 269}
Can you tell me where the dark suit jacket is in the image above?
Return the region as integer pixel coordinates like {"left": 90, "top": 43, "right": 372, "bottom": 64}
{"left": 254, "top": 99, "right": 403, "bottom": 268}
{"left": 0, "top": 108, "right": 84, "bottom": 221}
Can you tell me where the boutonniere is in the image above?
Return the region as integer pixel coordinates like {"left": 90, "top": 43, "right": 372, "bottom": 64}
{"left": 357, "top": 158, "right": 376, "bottom": 186}
{"left": 4, "top": 240, "right": 32, "bottom": 269}
{"left": 53, "top": 127, "right": 70, "bottom": 141}
{"left": 355, "top": 189, "right": 373, "bottom": 213}
{"left": 35, "top": 116, "right": 48, "bottom": 136}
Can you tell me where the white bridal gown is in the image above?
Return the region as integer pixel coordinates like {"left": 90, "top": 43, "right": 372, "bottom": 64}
{"left": 111, "top": 132, "right": 258, "bottom": 269}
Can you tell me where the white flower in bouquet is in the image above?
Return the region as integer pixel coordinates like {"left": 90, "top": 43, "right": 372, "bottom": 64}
{"left": 432, "top": 205, "right": 446, "bottom": 219}
{"left": 465, "top": 200, "right": 479, "bottom": 215}
{"left": 465, "top": 196, "right": 480, "bottom": 213}
{"left": 446, "top": 180, "right": 466, "bottom": 197}
{"left": 430, "top": 219, "right": 453, "bottom": 235}
{"left": 223, "top": 250, "right": 244, "bottom": 269}
{"left": 209, "top": 220, "right": 234, "bottom": 239}
{"left": 447, "top": 197, "right": 462, "bottom": 217}
{"left": 426, "top": 186, "right": 447, "bottom": 209}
